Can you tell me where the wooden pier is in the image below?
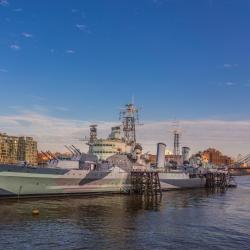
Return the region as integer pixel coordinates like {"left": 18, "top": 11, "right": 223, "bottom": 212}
{"left": 130, "top": 171, "right": 162, "bottom": 196}
{"left": 205, "top": 172, "right": 228, "bottom": 188}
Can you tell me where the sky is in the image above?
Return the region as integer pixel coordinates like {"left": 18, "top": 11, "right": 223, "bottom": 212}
{"left": 0, "top": 0, "right": 250, "bottom": 157}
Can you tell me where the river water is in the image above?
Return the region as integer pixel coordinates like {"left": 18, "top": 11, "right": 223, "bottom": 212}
{"left": 0, "top": 176, "right": 249, "bottom": 250}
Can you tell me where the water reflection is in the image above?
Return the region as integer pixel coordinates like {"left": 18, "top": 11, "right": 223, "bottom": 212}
{"left": 0, "top": 178, "right": 249, "bottom": 249}
{"left": 0, "top": 188, "right": 228, "bottom": 223}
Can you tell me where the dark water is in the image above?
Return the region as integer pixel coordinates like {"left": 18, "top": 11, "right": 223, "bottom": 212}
{"left": 0, "top": 177, "right": 250, "bottom": 250}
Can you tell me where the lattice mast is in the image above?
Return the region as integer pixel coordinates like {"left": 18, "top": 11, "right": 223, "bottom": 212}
{"left": 173, "top": 130, "right": 180, "bottom": 156}
{"left": 172, "top": 120, "right": 181, "bottom": 156}
{"left": 89, "top": 124, "right": 97, "bottom": 144}
{"left": 119, "top": 103, "right": 140, "bottom": 146}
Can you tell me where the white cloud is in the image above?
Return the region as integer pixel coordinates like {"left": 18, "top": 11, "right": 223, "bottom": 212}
{"left": 75, "top": 24, "right": 90, "bottom": 33}
{"left": 21, "top": 32, "right": 33, "bottom": 38}
{"left": 137, "top": 120, "right": 250, "bottom": 157}
{"left": 0, "top": 112, "right": 93, "bottom": 153}
{"left": 0, "top": 111, "right": 249, "bottom": 157}
{"left": 71, "top": 9, "right": 79, "bottom": 13}
{"left": 0, "top": 68, "right": 8, "bottom": 73}
{"left": 0, "top": 0, "right": 9, "bottom": 7}
{"left": 10, "top": 44, "right": 20, "bottom": 50}
{"left": 75, "top": 24, "right": 87, "bottom": 31}
{"left": 223, "top": 63, "right": 238, "bottom": 69}
{"left": 225, "top": 81, "right": 235, "bottom": 86}
{"left": 66, "top": 49, "right": 75, "bottom": 54}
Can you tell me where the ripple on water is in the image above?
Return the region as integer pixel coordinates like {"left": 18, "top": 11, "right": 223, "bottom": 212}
{"left": 0, "top": 177, "right": 249, "bottom": 249}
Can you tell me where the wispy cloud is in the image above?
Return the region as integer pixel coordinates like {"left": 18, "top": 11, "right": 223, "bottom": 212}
{"left": 12, "top": 8, "right": 22, "bottom": 12}
{"left": 75, "top": 24, "right": 87, "bottom": 31}
{"left": 0, "top": 112, "right": 92, "bottom": 152}
{"left": 0, "top": 68, "right": 8, "bottom": 73}
{"left": 138, "top": 120, "right": 250, "bottom": 157}
{"left": 10, "top": 44, "right": 20, "bottom": 50}
{"left": 66, "top": 49, "right": 75, "bottom": 54}
{"left": 71, "top": 9, "right": 79, "bottom": 13}
{"left": 8, "top": 105, "right": 48, "bottom": 114}
{"left": 21, "top": 32, "right": 33, "bottom": 38}
{"left": 0, "top": 0, "right": 9, "bottom": 7}
{"left": 8, "top": 105, "right": 23, "bottom": 110}
{"left": 217, "top": 63, "right": 239, "bottom": 69}
{"left": 29, "top": 95, "right": 45, "bottom": 101}
{"left": 223, "top": 63, "right": 238, "bottom": 69}
{"left": 72, "top": 9, "right": 86, "bottom": 18}
{"left": 225, "top": 81, "right": 236, "bottom": 86}
{"left": 75, "top": 24, "right": 90, "bottom": 33}
{"left": 0, "top": 110, "right": 249, "bottom": 156}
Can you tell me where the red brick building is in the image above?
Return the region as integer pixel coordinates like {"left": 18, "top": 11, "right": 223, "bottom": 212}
{"left": 201, "top": 148, "right": 234, "bottom": 166}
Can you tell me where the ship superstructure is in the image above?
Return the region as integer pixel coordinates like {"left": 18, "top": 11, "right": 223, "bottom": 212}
{"left": 87, "top": 125, "right": 132, "bottom": 160}
{"left": 87, "top": 103, "right": 140, "bottom": 160}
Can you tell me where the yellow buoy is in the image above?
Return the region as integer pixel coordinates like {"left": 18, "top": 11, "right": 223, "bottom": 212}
{"left": 32, "top": 208, "right": 40, "bottom": 216}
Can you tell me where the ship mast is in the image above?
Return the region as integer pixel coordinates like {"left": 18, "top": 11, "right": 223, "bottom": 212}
{"left": 88, "top": 124, "right": 98, "bottom": 154}
{"left": 119, "top": 103, "right": 140, "bottom": 146}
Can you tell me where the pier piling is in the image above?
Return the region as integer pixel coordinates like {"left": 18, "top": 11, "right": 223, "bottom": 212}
{"left": 130, "top": 171, "right": 162, "bottom": 196}
{"left": 205, "top": 172, "right": 228, "bottom": 188}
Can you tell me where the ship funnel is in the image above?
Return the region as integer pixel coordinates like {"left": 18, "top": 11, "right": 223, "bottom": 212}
{"left": 156, "top": 143, "right": 166, "bottom": 168}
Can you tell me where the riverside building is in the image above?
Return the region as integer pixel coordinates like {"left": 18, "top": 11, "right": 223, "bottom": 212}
{"left": 0, "top": 133, "right": 37, "bottom": 165}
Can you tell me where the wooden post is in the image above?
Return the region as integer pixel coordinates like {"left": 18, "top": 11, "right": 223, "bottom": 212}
{"left": 130, "top": 171, "right": 162, "bottom": 196}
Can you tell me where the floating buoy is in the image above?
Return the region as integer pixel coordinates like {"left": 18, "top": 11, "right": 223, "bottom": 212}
{"left": 32, "top": 208, "right": 40, "bottom": 216}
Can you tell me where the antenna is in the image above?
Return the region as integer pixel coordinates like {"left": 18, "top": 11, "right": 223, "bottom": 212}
{"left": 131, "top": 95, "right": 135, "bottom": 105}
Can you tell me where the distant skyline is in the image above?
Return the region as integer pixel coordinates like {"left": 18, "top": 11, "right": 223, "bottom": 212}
{"left": 0, "top": 0, "right": 250, "bottom": 156}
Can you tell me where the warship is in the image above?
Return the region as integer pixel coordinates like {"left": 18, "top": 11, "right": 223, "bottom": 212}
{"left": 0, "top": 103, "right": 207, "bottom": 198}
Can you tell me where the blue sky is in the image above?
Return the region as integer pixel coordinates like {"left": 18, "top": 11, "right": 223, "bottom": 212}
{"left": 0, "top": 0, "right": 250, "bottom": 155}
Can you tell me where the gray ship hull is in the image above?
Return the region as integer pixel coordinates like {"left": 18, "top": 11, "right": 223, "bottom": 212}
{"left": 0, "top": 165, "right": 206, "bottom": 198}
{"left": 159, "top": 172, "right": 206, "bottom": 190}
{"left": 0, "top": 164, "right": 130, "bottom": 198}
